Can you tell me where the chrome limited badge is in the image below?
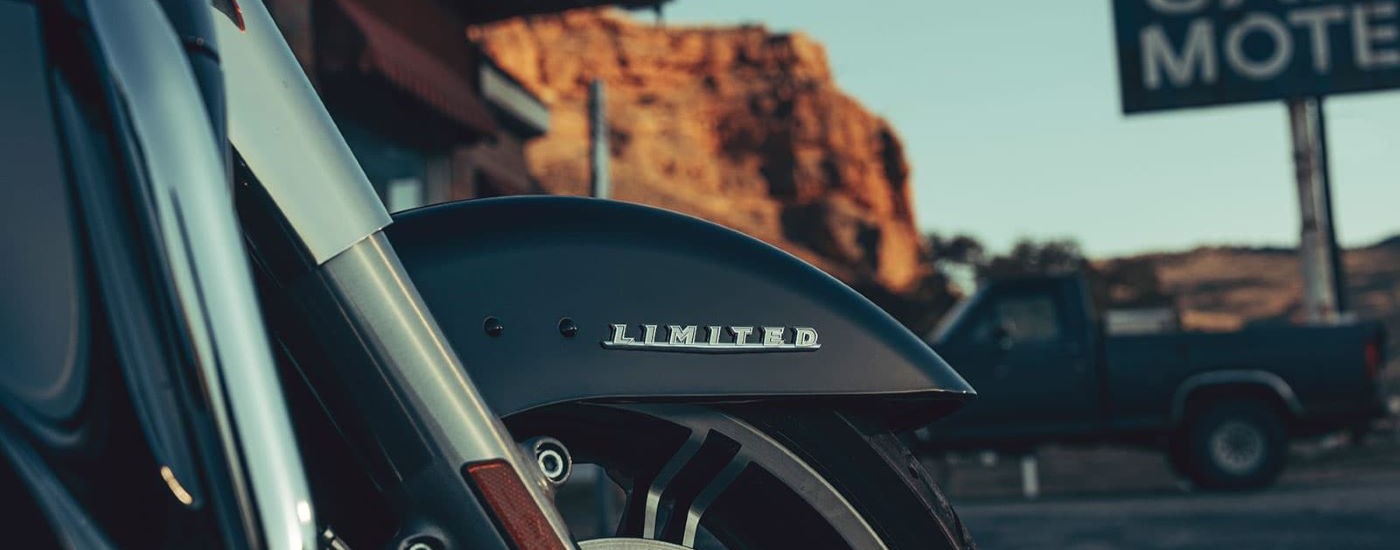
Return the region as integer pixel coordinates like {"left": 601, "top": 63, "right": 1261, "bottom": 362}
{"left": 602, "top": 324, "right": 820, "bottom": 353}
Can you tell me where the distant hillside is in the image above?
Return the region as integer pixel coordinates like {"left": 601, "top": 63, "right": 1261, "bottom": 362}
{"left": 1106, "top": 237, "right": 1400, "bottom": 343}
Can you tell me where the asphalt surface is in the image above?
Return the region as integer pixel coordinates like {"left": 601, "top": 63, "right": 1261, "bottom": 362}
{"left": 955, "top": 468, "right": 1400, "bottom": 549}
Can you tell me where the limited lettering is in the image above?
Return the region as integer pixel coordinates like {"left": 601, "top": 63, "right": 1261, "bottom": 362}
{"left": 602, "top": 323, "right": 821, "bottom": 353}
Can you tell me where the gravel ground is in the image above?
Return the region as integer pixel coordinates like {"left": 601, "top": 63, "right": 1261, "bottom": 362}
{"left": 956, "top": 468, "right": 1400, "bottom": 549}
{"left": 947, "top": 435, "right": 1400, "bottom": 549}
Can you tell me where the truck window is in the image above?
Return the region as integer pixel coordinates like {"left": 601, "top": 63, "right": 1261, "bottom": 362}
{"left": 971, "top": 294, "right": 1063, "bottom": 344}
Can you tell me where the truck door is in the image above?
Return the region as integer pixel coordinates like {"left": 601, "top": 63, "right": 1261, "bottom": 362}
{"left": 936, "top": 280, "right": 1098, "bottom": 437}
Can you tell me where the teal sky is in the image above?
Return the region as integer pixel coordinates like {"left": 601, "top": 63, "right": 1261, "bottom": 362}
{"left": 662, "top": 1, "right": 1400, "bottom": 257}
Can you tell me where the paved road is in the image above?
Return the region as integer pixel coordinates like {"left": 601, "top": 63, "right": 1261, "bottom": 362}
{"left": 956, "top": 469, "right": 1400, "bottom": 549}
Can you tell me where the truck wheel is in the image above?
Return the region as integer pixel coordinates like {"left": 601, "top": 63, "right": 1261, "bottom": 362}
{"left": 1181, "top": 400, "right": 1286, "bottom": 490}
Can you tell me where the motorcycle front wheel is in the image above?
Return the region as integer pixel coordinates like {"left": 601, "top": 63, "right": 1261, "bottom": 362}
{"left": 506, "top": 403, "right": 975, "bottom": 550}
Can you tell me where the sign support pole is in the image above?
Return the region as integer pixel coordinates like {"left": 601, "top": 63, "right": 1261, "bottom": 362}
{"left": 1314, "top": 97, "right": 1349, "bottom": 315}
{"left": 1286, "top": 97, "right": 1340, "bottom": 324}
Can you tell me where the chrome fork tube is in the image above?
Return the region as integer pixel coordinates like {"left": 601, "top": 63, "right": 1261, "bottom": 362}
{"left": 315, "top": 234, "right": 524, "bottom": 470}
{"left": 215, "top": 1, "right": 572, "bottom": 544}
{"left": 289, "top": 232, "right": 574, "bottom": 547}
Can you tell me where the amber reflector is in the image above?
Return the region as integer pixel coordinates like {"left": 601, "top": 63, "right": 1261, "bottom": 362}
{"left": 463, "top": 459, "right": 569, "bottom": 550}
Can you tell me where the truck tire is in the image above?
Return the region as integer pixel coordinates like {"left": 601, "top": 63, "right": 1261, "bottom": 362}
{"left": 1179, "top": 400, "right": 1287, "bottom": 490}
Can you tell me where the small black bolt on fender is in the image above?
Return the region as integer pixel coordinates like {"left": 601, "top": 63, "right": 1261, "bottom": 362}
{"left": 557, "top": 317, "right": 578, "bottom": 338}
{"left": 483, "top": 316, "right": 504, "bottom": 337}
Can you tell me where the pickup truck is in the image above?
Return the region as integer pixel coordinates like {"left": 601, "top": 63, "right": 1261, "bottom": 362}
{"left": 921, "top": 274, "right": 1387, "bottom": 489}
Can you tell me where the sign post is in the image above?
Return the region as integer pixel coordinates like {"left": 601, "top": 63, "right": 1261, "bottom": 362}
{"left": 1287, "top": 97, "right": 1340, "bottom": 323}
{"left": 1314, "top": 97, "right": 1350, "bottom": 316}
{"left": 1108, "top": 0, "right": 1400, "bottom": 323}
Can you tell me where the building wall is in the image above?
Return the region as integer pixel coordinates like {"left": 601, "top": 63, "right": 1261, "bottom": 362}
{"left": 452, "top": 133, "right": 536, "bottom": 200}
{"left": 263, "top": 0, "right": 542, "bottom": 212}
{"left": 265, "top": 0, "right": 316, "bottom": 76}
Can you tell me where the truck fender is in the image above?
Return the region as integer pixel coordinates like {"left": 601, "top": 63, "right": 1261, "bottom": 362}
{"left": 1170, "top": 370, "right": 1304, "bottom": 422}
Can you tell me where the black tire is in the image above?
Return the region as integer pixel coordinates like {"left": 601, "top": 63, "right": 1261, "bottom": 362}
{"left": 737, "top": 406, "right": 976, "bottom": 550}
{"left": 1179, "top": 400, "right": 1287, "bottom": 490}
{"left": 507, "top": 403, "right": 975, "bottom": 549}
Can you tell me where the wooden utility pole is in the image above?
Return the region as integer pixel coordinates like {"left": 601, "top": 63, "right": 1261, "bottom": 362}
{"left": 589, "top": 79, "right": 610, "bottom": 199}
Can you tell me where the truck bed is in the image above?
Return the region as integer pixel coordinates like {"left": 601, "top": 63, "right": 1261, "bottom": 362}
{"left": 1105, "top": 322, "right": 1382, "bottom": 432}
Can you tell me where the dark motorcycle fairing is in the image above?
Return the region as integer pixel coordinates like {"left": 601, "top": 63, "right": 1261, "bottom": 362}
{"left": 387, "top": 196, "right": 974, "bottom": 428}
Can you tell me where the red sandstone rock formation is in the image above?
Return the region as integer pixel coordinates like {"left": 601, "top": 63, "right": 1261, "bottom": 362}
{"left": 475, "top": 9, "right": 925, "bottom": 294}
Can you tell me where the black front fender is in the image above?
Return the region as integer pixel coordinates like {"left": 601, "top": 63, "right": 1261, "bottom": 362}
{"left": 387, "top": 197, "right": 974, "bottom": 428}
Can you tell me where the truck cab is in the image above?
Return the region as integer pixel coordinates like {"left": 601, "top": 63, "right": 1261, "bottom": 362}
{"left": 929, "top": 275, "right": 1103, "bottom": 444}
